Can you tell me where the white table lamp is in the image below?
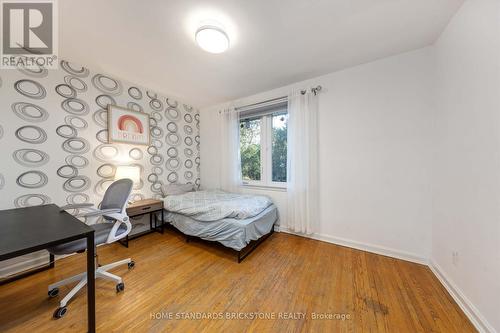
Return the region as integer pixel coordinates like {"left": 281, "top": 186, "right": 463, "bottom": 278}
{"left": 115, "top": 165, "right": 141, "bottom": 204}
{"left": 115, "top": 165, "right": 141, "bottom": 184}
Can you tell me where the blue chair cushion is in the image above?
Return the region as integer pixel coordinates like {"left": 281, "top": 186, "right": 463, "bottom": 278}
{"left": 48, "top": 223, "right": 127, "bottom": 255}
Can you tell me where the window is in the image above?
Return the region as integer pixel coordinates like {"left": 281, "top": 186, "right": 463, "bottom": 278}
{"left": 240, "top": 117, "right": 262, "bottom": 182}
{"left": 271, "top": 112, "right": 288, "bottom": 182}
{"left": 240, "top": 102, "right": 288, "bottom": 188}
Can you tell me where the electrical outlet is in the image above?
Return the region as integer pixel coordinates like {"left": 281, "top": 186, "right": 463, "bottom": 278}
{"left": 452, "top": 251, "right": 459, "bottom": 266}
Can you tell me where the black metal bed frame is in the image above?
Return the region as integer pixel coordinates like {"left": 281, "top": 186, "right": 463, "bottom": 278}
{"left": 184, "top": 225, "right": 275, "bottom": 263}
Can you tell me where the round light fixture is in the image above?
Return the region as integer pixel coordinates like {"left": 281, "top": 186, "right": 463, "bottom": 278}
{"left": 195, "top": 25, "right": 229, "bottom": 54}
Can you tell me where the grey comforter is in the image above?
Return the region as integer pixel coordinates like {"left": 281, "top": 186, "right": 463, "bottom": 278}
{"left": 162, "top": 190, "right": 273, "bottom": 222}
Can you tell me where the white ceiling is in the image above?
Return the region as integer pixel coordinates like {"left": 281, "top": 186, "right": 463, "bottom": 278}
{"left": 60, "top": 0, "right": 464, "bottom": 107}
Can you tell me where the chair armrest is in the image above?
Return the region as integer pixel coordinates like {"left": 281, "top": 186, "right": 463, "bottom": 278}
{"left": 104, "top": 213, "right": 132, "bottom": 243}
{"left": 81, "top": 208, "right": 121, "bottom": 218}
{"left": 59, "top": 203, "right": 94, "bottom": 211}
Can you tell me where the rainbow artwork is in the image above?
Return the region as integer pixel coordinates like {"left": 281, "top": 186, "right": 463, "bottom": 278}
{"left": 108, "top": 105, "right": 150, "bottom": 145}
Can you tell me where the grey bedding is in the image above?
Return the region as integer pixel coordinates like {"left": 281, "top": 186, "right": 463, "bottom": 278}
{"left": 163, "top": 190, "right": 273, "bottom": 221}
{"left": 165, "top": 204, "right": 277, "bottom": 251}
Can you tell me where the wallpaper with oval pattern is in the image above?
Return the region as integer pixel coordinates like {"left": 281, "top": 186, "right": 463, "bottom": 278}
{"left": 0, "top": 60, "right": 200, "bottom": 211}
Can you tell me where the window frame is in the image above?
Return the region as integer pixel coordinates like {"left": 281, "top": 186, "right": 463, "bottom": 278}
{"left": 240, "top": 112, "right": 287, "bottom": 189}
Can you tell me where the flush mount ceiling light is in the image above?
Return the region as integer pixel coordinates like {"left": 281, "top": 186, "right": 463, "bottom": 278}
{"left": 195, "top": 25, "right": 229, "bottom": 54}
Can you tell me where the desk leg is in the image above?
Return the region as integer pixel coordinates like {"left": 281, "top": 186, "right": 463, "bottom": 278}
{"left": 161, "top": 209, "right": 164, "bottom": 233}
{"left": 86, "top": 234, "right": 96, "bottom": 333}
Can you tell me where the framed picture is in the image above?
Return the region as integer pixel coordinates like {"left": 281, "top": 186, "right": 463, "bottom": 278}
{"left": 107, "top": 105, "right": 150, "bottom": 145}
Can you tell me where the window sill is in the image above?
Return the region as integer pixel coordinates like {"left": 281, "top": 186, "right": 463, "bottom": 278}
{"left": 240, "top": 184, "right": 287, "bottom": 192}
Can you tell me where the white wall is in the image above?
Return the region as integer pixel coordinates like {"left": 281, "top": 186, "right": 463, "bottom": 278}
{"left": 432, "top": 0, "right": 500, "bottom": 332}
{"left": 201, "top": 47, "right": 434, "bottom": 262}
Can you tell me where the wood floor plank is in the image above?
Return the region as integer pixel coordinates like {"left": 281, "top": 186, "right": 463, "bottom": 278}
{"left": 0, "top": 231, "right": 477, "bottom": 333}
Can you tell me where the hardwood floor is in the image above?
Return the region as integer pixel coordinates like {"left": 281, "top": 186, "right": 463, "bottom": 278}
{"left": 0, "top": 230, "right": 476, "bottom": 333}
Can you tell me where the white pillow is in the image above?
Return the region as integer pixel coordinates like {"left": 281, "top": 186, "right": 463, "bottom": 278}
{"left": 160, "top": 183, "right": 194, "bottom": 197}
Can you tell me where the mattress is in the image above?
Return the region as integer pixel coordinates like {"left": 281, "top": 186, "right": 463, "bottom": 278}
{"left": 163, "top": 190, "right": 274, "bottom": 221}
{"left": 164, "top": 204, "right": 277, "bottom": 251}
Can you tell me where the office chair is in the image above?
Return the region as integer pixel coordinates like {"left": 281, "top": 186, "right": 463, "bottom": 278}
{"left": 47, "top": 178, "right": 135, "bottom": 319}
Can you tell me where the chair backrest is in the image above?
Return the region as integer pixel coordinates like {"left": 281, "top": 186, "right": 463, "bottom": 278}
{"left": 100, "top": 179, "right": 133, "bottom": 213}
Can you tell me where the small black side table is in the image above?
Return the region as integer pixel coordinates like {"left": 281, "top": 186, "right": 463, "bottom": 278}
{"left": 119, "top": 199, "right": 164, "bottom": 247}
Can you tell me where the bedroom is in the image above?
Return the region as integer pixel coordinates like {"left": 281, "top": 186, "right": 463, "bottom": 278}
{"left": 0, "top": 0, "right": 498, "bottom": 332}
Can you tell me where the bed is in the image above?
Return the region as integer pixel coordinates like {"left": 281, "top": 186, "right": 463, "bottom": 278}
{"left": 162, "top": 190, "right": 277, "bottom": 262}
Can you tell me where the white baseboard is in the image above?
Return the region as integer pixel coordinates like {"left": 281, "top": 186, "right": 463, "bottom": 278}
{"left": 0, "top": 252, "right": 72, "bottom": 279}
{"left": 429, "top": 260, "right": 497, "bottom": 333}
{"left": 0, "top": 253, "right": 50, "bottom": 278}
{"left": 279, "top": 227, "right": 428, "bottom": 265}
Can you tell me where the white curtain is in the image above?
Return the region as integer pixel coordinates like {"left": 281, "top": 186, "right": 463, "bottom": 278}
{"left": 219, "top": 106, "right": 242, "bottom": 192}
{"left": 286, "top": 89, "right": 319, "bottom": 234}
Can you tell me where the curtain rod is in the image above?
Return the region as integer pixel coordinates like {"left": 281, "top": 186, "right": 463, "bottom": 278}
{"left": 234, "top": 85, "right": 323, "bottom": 112}
{"left": 307, "top": 85, "right": 322, "bottom": 96}
{"left": 235, "top": 96, "right": 286, "bottom": 111}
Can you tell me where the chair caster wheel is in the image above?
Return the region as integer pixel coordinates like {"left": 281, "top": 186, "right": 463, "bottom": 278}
{"left": 116, "top": 282, "right": 125, "bottom": 292}
{"left": 48, "top": 288, "right": 59, "bottom": 298}
{"left": 53, "top": 306, "right": 67, "bottom": 319}
{"left": 128, "top": 261, "right": 135, "bottom": 269}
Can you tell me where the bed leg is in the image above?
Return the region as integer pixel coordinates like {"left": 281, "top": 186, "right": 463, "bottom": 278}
{"left": 237, "top": 225, "right": 275, "bottom": 263}
{"left": 186, "top": 235, "right": 191, "bottom": 243}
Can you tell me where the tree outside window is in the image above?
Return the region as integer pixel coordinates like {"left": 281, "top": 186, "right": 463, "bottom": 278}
{"left": 240, "top": 111, "right": 288, "bottom": 187}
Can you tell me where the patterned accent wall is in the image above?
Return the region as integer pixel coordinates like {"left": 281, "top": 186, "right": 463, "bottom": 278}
{"left": 0, "top": 60, "right": 200, "bottom": 211}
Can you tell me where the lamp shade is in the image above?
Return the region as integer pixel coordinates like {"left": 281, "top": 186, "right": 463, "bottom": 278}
{"left": 114, "top": 165, "right": 141, "bottom": 184}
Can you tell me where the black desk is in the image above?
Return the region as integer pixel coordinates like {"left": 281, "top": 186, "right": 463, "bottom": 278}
{"left": 0, "top": 204, "right": 96, "bottom": 333}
